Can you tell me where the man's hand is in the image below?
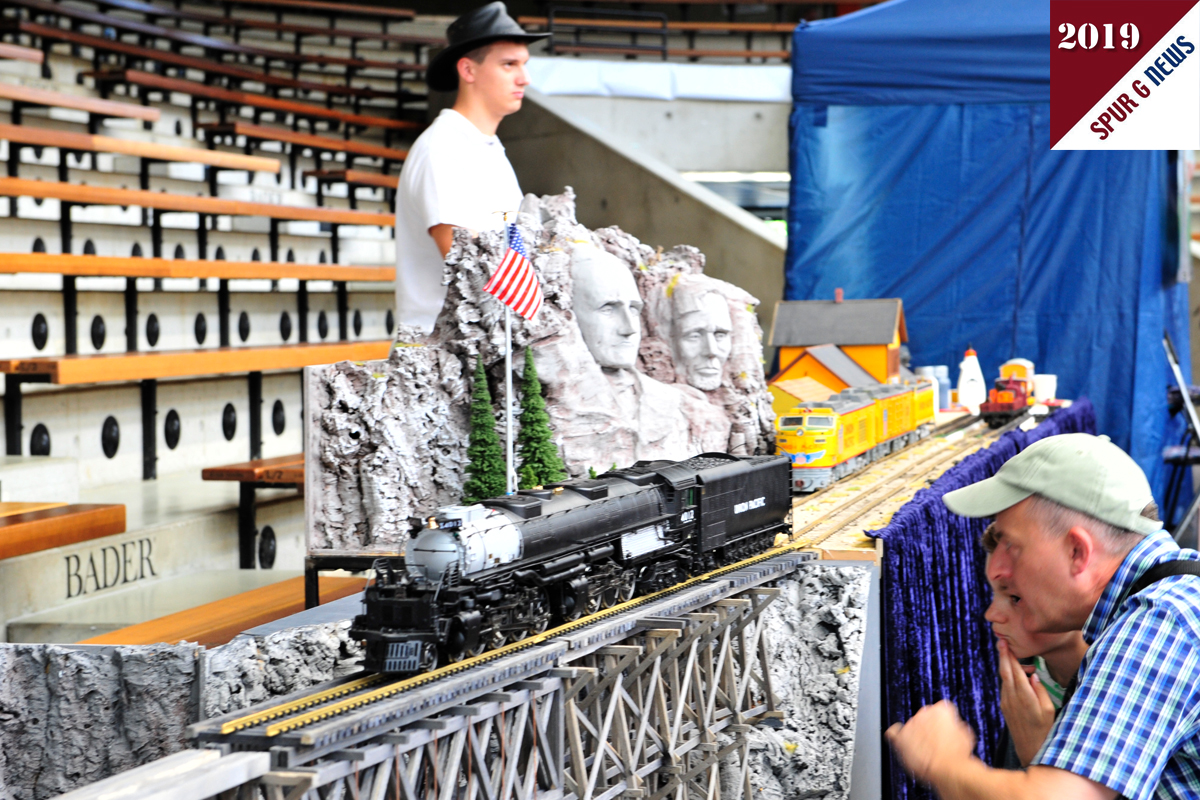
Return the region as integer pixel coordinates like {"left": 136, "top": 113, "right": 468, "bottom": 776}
{"left": 998, "top": 640, "right": 1058, "bottom": 766}
{"left": 886, "top": 700, "right": 977, "bottom": 784}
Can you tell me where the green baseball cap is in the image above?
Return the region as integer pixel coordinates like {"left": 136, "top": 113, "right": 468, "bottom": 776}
{"left": 943, "top": 433, "right": 1162, "bottom": 535}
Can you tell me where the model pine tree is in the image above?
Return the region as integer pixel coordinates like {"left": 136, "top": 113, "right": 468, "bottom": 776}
{"left": 462, "top": 358, "right": 507, "bottom": 503}
{"left": 518, "top": 348, "right": 567, "bottom": 489}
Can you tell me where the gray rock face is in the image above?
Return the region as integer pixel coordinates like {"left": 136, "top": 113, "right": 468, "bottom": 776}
{"left": 0, "top": 621, "right": 364, "bottom": 798}
{"left": 308, "top": 340, "right": 470, "bottom": 552}
{"left": 722, "top": 565, "right": 871, "bottom": 800}
{"left": 203, "top": 620, "right": 364, "bottom": 718}
{"left": 0, "top": 644, "right": 197, "bottom": 800}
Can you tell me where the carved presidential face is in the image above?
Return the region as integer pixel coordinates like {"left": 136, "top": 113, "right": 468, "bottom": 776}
{"left": 571, "top": 248, "right": 643, "bottom": 371}
{"left": 671, "top": 291, "right": 732, "bottom": 391}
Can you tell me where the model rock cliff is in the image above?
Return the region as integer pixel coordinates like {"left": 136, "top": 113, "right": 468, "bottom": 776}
{"left": 308, "top": 188, "right": 775, "bottom": 552}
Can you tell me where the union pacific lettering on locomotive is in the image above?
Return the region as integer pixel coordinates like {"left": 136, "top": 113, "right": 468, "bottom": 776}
{"left": 351, "top": 453, "right": 791, "bottom": 673}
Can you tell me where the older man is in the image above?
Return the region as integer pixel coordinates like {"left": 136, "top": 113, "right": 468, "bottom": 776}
{"left": 888, "top": 433, "right": 1200, "bottom": 799}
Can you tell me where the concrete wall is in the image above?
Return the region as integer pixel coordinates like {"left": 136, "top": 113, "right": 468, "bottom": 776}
{"left": 501, "top": 89, "right": 787, "bottom": 343}
{"left": 537, "top": 96, "right": 790, "bottom": 173}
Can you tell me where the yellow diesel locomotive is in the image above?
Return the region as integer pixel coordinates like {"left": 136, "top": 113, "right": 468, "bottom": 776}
{"left": 775, "top": 381, "right": 937, "bottom": 491}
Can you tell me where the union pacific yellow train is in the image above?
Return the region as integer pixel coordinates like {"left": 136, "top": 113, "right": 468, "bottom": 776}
{"left": 775, "top": 380, "right": 937, "bottom": 491}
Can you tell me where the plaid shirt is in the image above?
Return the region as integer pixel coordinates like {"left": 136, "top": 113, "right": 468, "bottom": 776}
{"left": 1033, "top": 530, "right": 1200, "bottom": 800}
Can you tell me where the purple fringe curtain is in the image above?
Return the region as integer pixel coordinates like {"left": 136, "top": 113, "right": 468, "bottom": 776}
{"left": 869, "top": 399, "right": 1097, "bottom": 800}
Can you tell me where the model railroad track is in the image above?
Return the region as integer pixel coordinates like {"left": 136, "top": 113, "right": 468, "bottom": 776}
{"left": 200, "top": 415, "right": 1007, "bottom": 748}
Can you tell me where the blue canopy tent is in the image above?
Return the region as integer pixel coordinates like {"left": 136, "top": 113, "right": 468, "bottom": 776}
{"left": 787, "top": 0, "right": 1191, "bottom": 508}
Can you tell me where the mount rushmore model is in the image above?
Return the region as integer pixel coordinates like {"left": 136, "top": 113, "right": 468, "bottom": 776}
{"left": 306, "top": 189, "right": 775, "bottom": 552}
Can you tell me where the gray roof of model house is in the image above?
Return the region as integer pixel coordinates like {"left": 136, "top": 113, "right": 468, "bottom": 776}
{"left": 770, "top": 298, "right": 907, "bottom": 347}
{"left": 792, "top": 344, "right": 876, "bottom": 388}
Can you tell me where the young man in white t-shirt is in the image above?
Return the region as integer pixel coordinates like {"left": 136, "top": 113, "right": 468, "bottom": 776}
{"left": 394, "top": 2, "right": 548, "bottom": 332}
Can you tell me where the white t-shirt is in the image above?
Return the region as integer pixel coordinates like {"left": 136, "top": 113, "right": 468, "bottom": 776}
{"left": 394, "top": 109, "right": 523, "bottom": 332}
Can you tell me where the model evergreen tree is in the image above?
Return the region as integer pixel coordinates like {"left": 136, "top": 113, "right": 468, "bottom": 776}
{"left": 517, "top": 348, "right": 567, "bottom": 489}
{"left": 462, "top": 358, "right": 507, "bottom": 503}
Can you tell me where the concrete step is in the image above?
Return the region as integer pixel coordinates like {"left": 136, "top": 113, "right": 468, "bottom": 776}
{"left": 7, "top": 568, "right": 305, "bottom": 643}
{"left": 0, "top": 467, "right": 306, "bottom": 642}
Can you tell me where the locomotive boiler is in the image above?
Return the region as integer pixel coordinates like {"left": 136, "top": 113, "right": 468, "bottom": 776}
{"left": 351, "top": 453, "right": 791, "bottom": 674}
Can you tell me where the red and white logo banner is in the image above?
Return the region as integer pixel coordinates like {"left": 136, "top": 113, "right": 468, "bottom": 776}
{"left": 1052, "top": 0, "right": 1200, "bottom": 150}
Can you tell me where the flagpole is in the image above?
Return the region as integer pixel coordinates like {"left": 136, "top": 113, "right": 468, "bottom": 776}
{"left": 505, "top": 304, "right": 514, "bottom": 495}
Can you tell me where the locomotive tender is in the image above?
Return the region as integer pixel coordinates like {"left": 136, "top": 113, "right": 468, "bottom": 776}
{"left": 351, "top": 453, "right": 791, "bottom": 674}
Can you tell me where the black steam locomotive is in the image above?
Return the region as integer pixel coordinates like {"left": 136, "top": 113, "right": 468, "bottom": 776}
{"left": 351, "top": 453, "right": 791, "bottom": 674}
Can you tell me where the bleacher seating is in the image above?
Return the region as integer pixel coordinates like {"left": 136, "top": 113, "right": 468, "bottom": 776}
{"left": 520, "top": 14, "right": 795, "bottom": 62}
{"left": 200, "top": 121, "right": 408, "bottom": 189}
{"left": 0, "top": 0, "right": 410, "bottom": 642}
{"left": 1, "top": 19, "right": 405, "bottom": 109}
{"left": 203, "top": 453, "right": 303, "bottom": 568}
{"left": 70, "top": 0, "right": 438, "bottom": 61}
{"left": 92, "top": 70, "right": 422, "bottom": 145}
{"left": 6, "top": 0, "right": 426, "bottom": 79}
{"left": 0, "top": 0, "right": 821, "bottom": 644}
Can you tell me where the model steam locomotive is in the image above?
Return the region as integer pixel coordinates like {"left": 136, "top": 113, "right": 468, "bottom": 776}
{"left": 351, "top": 453, "right": 791, "bottom": 674}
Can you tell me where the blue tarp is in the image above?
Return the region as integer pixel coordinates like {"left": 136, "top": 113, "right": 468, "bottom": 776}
{"left": 786, "top": 0, "right": 1191, "bottom": 507}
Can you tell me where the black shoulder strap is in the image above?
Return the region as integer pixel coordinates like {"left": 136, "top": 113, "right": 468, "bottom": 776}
{"left": 1128, "top": 560, "right": 1200, "bottom": 597}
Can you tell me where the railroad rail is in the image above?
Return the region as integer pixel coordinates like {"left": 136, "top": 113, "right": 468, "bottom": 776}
{"left": 62, "top": 414, "right": 1009, "bottom": 800}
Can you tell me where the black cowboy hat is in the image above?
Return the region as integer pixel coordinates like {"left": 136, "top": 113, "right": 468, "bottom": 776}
{"left": 427, "top": 2, "right": 548, "bottom": 92}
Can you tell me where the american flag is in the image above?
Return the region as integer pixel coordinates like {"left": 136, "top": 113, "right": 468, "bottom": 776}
{"left": 482, "top": 224, "right": 543, "bottom": 321}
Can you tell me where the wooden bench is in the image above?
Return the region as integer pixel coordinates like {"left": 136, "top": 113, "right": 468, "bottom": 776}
{"left": 203, "top": 453, "right": 304, "bottom": 484}
{"left": 520, "top": 14, "right": 796, "bottom": 51}
{"left": 0, "top": 176, "right": 391, "bottom": 269}
{"left": 78, "top": 574, "right": 366, "bottom": 646}
{"left": 9, "top": 0, "right": 425, "bottom": 79}
{"left": 0, "top": 42, "right": 43, "bottom": 63}
{"left": 201, "top": 121, "right": 408, "bottom": 189}
{"left": 2, "top": 341, "right": 391, "bottom": 480}
{"left": 1, "top": 18, "right": 406, "bottom": 108}
{"left": 71, "top": 0, "right": 440, "bottom": 61}
{"left": 551, "top": 44, "right": 791, "bottom": 62}
{"left": 0, "top": 122, "right": 279, "bottom": 183}
{"left": 0, "top": 340, "right": 391, "bottom": 384}
{"left": 203, "top": 453, "right": 303, "bottom": 567}
{"left": 0, "top": 80, "right": 159, "bottom": 131}
{"left": 223, "top": 0, "right": 415, "bottom": 23}
{"left": 0, "top": 503, "right": 126, "bottom": 560}
{"left": 92, "top": 70, "right": 422, "bottom": 145}
{"left": 0, "top": 253, "right": 392, "bottom": 419}
{"left": 303, "top": 168, "right": 397, "bottom": 208}
{"left": 0, "top": 252, "right": 391, "bottom": 282}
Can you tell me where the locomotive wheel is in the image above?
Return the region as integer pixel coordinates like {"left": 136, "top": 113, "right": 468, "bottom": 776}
{"left": 617, "top": 570, "right": 637, "bottom": 603}
{"left": 439, "top": 618, "right": 469, "bottom": 664}
{"left": 585, "top": 591, "right": 602, "bottom": 615}
{"left": 528, "top": 591, "right": 551, "bottom": 634}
